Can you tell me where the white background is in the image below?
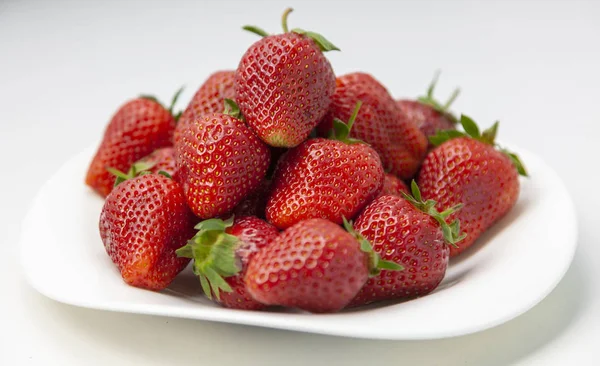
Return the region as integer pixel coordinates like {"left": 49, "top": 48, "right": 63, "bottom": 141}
{"left": 1, "top": 0, "right": 598, "bottom": 364}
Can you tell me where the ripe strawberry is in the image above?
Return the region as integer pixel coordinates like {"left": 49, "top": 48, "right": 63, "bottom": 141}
{"left": 418, "top": 115, "right": 527, "bottom": 257}
{"left": 86, "top": 89, "right": 183, "bottom": 197}
{"left": 397, "top": 72, "right": 459, "bottom": 142}
{"left": 245, "top": 218, "right": 402, "bottom": 313}
{"left": 349, "top": 182, "right": 464, "bottom": 307}
{"left": 235, "top": 8, "right": 337, "bottom": 147}
{"left": 318, "top": 73, "right": 428, "bottom": 179}
{"left": 233, "top": 179, "right": 271, "bottom": 218}
{"left": 176, "top": 99, "right": 270, "bottom": 219}
{"left": 266, "top": 102, "right": 384, "bottom": 229}
{"left": 379, "top": 173, "right": 409, "bottom": 197}
{"left": 174, "top": 71, "right": 236, "bottom": 145}
{"left": 176, "top": 216, "right": 279, "bottom": 310}
{"left": 99, "top": 173, "right": 196, "bottom": 290}
{"left": 137, "top": 147, "right": 178, "bottom": 179}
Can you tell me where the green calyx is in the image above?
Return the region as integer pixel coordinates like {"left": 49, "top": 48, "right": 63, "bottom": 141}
{"left": 429, "top": 115, "right": 529, "bottom": 177}
{"left": 342, "top": 217, "right": 404, "bottom": 276}
{"left": 175, "top": 216, "right": 241, "bottom": 301}
{"left": 242, "top": 8, "right": 340, "bottom": 52}
{"left": 328, "top": 101, "right": 365, "bottom": 144}
{"left": 417, "top": 71, "right": 460, "bottom": 122}
{"left": 223, "top": 98, "right": 244, "bottom": 120}
{"left": 140, "top": 86, "right": 185, "bottom": 122}
{"left": 107, "top": 161, "right": 161, "bottom": 187}
{"left": 401, "top": 181, "right": 466, "bottom": 248}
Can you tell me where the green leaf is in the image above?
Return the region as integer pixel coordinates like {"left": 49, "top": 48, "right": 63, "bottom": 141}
{"left": 291, "top": 28, "right": 340, "bottom": 52}
{"left": 329, "top": 101, "right": 364, "bottom": 144}
{"left": 223, "top": 99, "right": 243, "bottom": 120}
{"left": 169, "top": 86, "right": 185, "bottom": 115}
{"left": 242, "top": 25, "right": 270, "bottom": 37}
{"left": 194, "top": 216, "right": 234, "bottom": 231}
{"left": 505, "top": 151, "right": 529, "bottom": 177}
{"left": 157, "top": 170, "right": 172, "bottom": 179}
{"left": 481, "top": 121, "right": 499, "bottom": 145}
{"left": 460, "top": 115, "right": 480, "bottom": 138}
{"left": 410, "top": 180, "right": 422, "bottom": 201}
{"left": 106, "top": 167, "right": 130, "bottom": 187}
{"left": 443, "top": 88, "right": 461, "bottom": 110}
{"left": 175, "top": 243, "right": 194, "bottom": 258}
{"left": 377, "top": 260, "right": 404, "bottom": 271}
{"left": 198, "top": 273, "right": 212, "bottom": 300}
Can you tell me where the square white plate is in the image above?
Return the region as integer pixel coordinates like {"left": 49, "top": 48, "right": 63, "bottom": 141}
{"left": 20, "top": 145, "right": 577, "bottom": 340}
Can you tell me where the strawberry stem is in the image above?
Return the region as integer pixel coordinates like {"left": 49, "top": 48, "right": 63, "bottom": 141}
{"left": 401, "top": 181, "right": 466, "bottom": 247}
{"left": 107, "top": 160, "right": 157, "bottom": 187}
{"left": 428, "top": 115, "right": 528, "bottom": 177}
{"left": 329, "top": 101, "right": 365, "bottom": 144}
{"left": 281, "top": 7, "right": 293, "bottom": 33}
{"left": 416, "top": 71, "right": 459, "bottom": 121}
{"left": 175, "top": 216, "right": 241, "bottom": 301}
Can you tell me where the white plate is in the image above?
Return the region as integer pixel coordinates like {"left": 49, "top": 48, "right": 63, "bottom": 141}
{"left": 20, "top": 145, "right": 577, "bottom": 340}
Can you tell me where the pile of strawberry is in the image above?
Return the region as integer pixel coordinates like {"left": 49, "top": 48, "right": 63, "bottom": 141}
{"left": 86, "top": 9, "right": 527, "bottom": 313}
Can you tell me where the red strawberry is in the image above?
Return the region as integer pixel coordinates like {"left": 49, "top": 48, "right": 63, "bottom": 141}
{"left": 418, "top": 115, "right": 527, "bottom": 257}
{"left": 176, "top": 216, "right": 279, "bottom": 310}
{"left": 266, "top": 102, "right": 384, "bottom": 229}
{"left": 397, "top": 72, "right": 459, "bottom": 142}
{"left": 174, "top": 71, "right": 236, "bottom": 145}
{"left": 176, "top": 100, "right": 271, "bottom": 219}
{"left": 235, "top": 8, "right": 337, "bottom": 147}
{"left": 379, "top": 173, "right": 409, "bottom": 197}
{"left": 349, "top": 182, "right": 464, "bottom": 307}
{"left": 137, "top": 147, "right": 178, "bottom": 179}
{"left": 86, "top": 89, "right": 183, "bottom": 197}
{"left": 318, "top": 73, "right": 428, "bottom": 179}
{"left": 233, "top": 180, "right": 271, "bottom": 219}
{"left": 245, "top": 218, "right": 402, "bottom": 313}
{"left": 99, "top": 173, "right": 196, "bottom": 290}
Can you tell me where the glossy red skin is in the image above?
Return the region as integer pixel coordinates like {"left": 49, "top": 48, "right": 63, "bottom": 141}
{"left": 396, "top": 100, "right": 456, "bottom": 141}
{"left": 176, "top": 113, "right": 270, "bottom": 219}
{"left": 245, "top": 218, "right": 369, "bottom": 313}
{"left": 174, "top": 71, "right": 235, "bottom": 145}
{"left": 86, "top": 99, "right": 175, "bottom": 197}
{"left": 233, "top": 180, "right": 272, "bottom": 219}
{"left": 137, "top": 147, "right": 179, "bottom": 180}
{"left": 99, "top": 174, "right": 196, "bottom": 290}
{"left": 318, "top": 73, "right": 428, "bottom": 179}
{"left": 379, "top": 173, "right": 409, "bottom": 197}
{"left": 417, "top": 137, "right": 520, "bottom": 257}
{"left": 349, "top": 195, "right": 449, "bottom": 307}
{"left": 266, "top": 138, "right": 384, "bottom": 229}
{"left": 214, "top": 216, "right": 279, "bottom": 310}
{"left": 235, "top": 33, "right": 336, "bottom": 147}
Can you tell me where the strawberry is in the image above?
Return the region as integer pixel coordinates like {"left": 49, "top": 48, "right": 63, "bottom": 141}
{"left": 349, "top": 182, "right": 464, "bottom": 307}
{"left": 233, "top": 179, "right": 271, "bottom": 219}
{"left": 137, "top": 147, "right": 178, "bottom": 179}
{"left": 235, "top": 8, "right": 337, "bottom": 147}
{"left": 176, "top": 216, "right": 279, "bottom": 310}
{"left": 396, "top": 72, "right": 459, "bottom": 142}
{"left": 99, "top": 172, "right": 196, "bottom": 290}
{"left": 245, "top": 218, "right": 402, "bottom": 313}
{"left": 174, "top": 71, "right": 236, "bottom": 145}
{"left": 379, "top": 173, "right": 409, "bottom": 197}
{"left": 175, "top": 99, "right": 271, "bottom": 219}
{"left": 418, "top": 115, "right": 527, "bottom": 257}
{"left": 86, "top": 89, "right": 183, "bottom": 197}
{"left": 266, "top": 102, "right": 384, "bottom": 229}
{"left": 318, "top": 73, "right": 428, "bottom": 179}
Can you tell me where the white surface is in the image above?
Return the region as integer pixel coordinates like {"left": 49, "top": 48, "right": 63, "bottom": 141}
{"left": 1, "top": 0, "right": 599, "bottom": 364}
{"left": 21, "top": 146, "right": 577, "bottom": 340}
